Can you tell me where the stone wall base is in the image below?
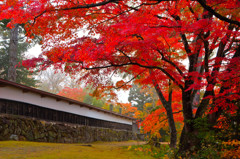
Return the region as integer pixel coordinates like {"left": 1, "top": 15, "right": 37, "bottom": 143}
{"left": 0, "top": 114, "right": 138, "bottom": 143}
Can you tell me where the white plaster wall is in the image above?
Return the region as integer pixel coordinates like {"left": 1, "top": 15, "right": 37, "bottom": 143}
{"left": 0, "top": 86, "right": 132, "bottom": 125}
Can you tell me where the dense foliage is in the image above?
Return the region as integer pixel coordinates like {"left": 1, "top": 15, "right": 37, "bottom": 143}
{"left": 1, "top": 0, "right": 239, "bottom": 156}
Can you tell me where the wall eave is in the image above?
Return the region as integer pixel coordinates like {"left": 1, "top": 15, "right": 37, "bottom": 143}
{"left": 0, "top": 79, "right": 136, "bottom": 121}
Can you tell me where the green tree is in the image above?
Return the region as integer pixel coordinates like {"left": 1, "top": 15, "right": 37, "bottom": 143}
{"left": 128, "top": 84, "right": 157, "bottom": 111}
{"left": 83, "top": 94, "right": 106, "bottom": 108}
{"left": 0, "top": 20, "right": 38, "bottom": 87}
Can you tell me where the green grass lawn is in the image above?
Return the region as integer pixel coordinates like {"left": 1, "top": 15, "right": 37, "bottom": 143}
{"left": 0, "top": 141, "right": 154, "bottom": 159}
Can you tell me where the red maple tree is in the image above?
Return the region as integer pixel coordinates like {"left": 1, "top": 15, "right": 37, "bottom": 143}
{"left": 1, "top": 0, "right": 239, "bottom": 152}
{"left": 141, "top": 88, "right": 184, "bottom": 137}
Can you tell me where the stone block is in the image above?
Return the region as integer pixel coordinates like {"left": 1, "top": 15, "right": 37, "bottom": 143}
{"left": 9, "top": 134, "right": 19, "bottom": 141}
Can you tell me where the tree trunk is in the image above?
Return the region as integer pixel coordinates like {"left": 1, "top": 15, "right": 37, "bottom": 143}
{"left": 165, "top": 103, "right": 177, "bottom": 148}
{"left": 8, "top": 24, "right": 19, "bottom": 82}
{"left": 154, "top": 82, "right": 177, "bottom": 148}
{"left": 178, "top": 124, "right": 196, "bottom": 153}
{"left": 178, "top": 91, "right": 196, "bottom": 153}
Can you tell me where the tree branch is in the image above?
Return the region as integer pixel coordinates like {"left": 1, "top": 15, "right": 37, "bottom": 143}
{"left": 117, "top": 49, "right": 133, "bottom": 63}
{"left": 157, "top": 110, "right": 183, "bottom": 123}
{"left": 60, "top": 0, "right": 118, "bottom": 10}
{"left": 195, "top": 26, "right": 236, "bottom": 118}
{"left": 157, "top": 49, "right": 184, "bottom": 77}
{"left": 32, "top": 0, "right": 118, "bottom": 25}
{"left": 82, "top": 62, "right": 184, "bottom": 90}
{"left": 152, "top": 78, "right": 168, "bottom": 105}
{"left": 197, "top": 0, "right": 240, "bottom": 27}
{"left": 114, "top": 70, "right": 145, "bottom": 89}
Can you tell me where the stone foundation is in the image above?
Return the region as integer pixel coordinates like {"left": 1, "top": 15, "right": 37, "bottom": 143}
{"left": 0, "top": 114, "right": 137, "bottom": 143}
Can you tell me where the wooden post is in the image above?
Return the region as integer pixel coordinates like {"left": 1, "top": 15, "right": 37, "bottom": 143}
{"left": 109, "top": 104, "right": 113, "bottom": 111}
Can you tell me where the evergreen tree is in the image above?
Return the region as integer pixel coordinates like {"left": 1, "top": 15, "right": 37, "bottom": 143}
{"left": 83, "top": 93, "right": 106, "bottom": 108}
{"left": 0, "top": 20, "right": 38, "bottom": 87}
{"left": 128, "top": 84, "right": 157, "bottom": 111}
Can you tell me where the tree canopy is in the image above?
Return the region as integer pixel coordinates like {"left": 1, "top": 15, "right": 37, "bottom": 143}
{"left": 1, "top": 0, "right": 239, "bottom": 155}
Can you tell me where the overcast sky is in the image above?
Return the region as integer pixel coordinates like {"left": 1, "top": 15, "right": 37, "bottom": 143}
{"left": 25, "top": 44, "right": 42, "bottom": 58}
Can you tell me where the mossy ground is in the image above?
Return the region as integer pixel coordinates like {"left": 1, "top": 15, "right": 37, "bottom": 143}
{"left": 0, "top": 140, "right": 154, "bottom": 159}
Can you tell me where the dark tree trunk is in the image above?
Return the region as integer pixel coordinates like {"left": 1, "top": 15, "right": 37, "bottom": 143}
{"left": 178, "top": 91, "right": 197, "bottom": 153}
{"left": 154, "top": 81, "right": 177, "bottom": 148}
{"left": 8, "top": 24, "right": 19, "bottom": 82}
{"left": 165, "top": 103, "right": 177, "bottom": 148}
{"left": 178, "top": 124, "right": 197, "bottom": 154}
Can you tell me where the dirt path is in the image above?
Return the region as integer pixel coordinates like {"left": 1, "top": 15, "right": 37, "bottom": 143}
{"left": 0, "top": 141, "right": 154, "bottom": 159}
{"left": 91, "top": 141, "right": 147, "bottom": 147}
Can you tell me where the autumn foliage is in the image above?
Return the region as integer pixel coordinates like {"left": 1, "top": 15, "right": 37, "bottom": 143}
{"left": 1, "top": 0, "right": 239, "bottom": 155}
{"left": 57, "top": 87, "right": 86, "bottom": 102}
{"left": 119, "top": 103, "right": 137, "bottom": 116}
{"left": 141, "top": 90, "right": 183, "bottom": 138}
